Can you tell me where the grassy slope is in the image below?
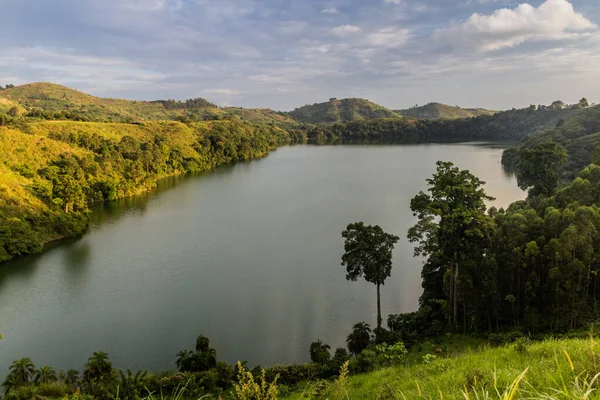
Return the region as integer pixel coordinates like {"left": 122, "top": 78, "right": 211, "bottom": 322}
{"left": 0, "top": 119, "right": 291, "bottom": 262}
{"left": 286, "top": 337, "right": 600, "bottom": 399}
{"left": 288, "top": 98, "right": 402, "bottom": 123}
{"left": 396, "top": 102, "right": 496, "bottom": 120}
{"left": 0, "top": 82, "right": 298, "bottom": 125}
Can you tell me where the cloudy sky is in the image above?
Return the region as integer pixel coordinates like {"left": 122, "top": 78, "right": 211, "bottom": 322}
{"left": 0, "top": 0, "right": 598, "bottom": 110}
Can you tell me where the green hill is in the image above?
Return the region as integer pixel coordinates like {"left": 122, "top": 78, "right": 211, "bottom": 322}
{"left": 502, "top": 105, "right": 600, "bottom": 177}
{"left": 288, "top": 98, "right": 401, "bottom": 123}
{"left": 0, "top": 82, "right": 297, "bottom": 125}
{"left": 396, "top": 102, "right": 496, "bottom": 120}
{"left": 0, "top": 119, "right": 294, "bottom": 263}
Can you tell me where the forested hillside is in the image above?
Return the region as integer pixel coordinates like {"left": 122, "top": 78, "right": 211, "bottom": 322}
{"left": 288, "top": 98, "right": 401, "bottom": 123}
{"left": 305, "top": 104, "right": 586, "bottom": 144}
{"left": 0, "top": 120, "right": 293, "bottom": 262}
{"left": 503, "top": 104, "right": 600, "bottom": 178}
{"left": 395, "top": 102, "right": 495, "bottom": 120}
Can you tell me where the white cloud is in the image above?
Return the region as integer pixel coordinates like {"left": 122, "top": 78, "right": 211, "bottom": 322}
{"left": 384, "top": 0, "right": 402, "bottom": 4}
{"left": 321, "top": 8, "right": 339, "bottom": 14}
{"left": 330, "top": 24, "right": 362, "bottom": 36}
{"left": 366, "top": 28, "right": 411, "bottom": 48}
{"left": 434, "top": 0, "right": 597, "bottom": 51}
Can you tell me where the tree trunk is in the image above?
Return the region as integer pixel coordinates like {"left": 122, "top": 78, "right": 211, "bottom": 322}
{"left": 448, "top": 261, "right": 454, "bottom": 327}
{"left": 376, "top": 283, "right": 382, "bottom": 330}
{"left": 454, "top": 261, "right": 459, "bottom": 330}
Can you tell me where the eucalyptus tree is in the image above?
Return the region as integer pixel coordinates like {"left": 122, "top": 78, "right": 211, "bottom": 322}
{"left": 408, "top": 161, "right": 495, "bottom": 331}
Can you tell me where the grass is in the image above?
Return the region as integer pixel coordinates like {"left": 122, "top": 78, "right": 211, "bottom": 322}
{"left": 284, "top": 337, "right": 600, "bottom": 400}
{"left": 288, "top": 98, "right": 402, "bottom": 123}
{"left": 0, "top": 82, "right": 298, "bottom": 125}
{"left": 395, "top": 103, "right": 496, "bottom": 120}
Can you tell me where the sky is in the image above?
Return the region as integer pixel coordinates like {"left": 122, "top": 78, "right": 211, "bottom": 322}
{"left": 0, "top": 0, "right": 598, "bottom": 111}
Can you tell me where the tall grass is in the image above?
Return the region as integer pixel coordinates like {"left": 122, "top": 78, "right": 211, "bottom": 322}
{"left": 284, "top": 337, "right": 600, "bottom": 400}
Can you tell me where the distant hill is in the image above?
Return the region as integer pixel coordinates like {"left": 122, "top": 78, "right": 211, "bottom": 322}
{"left": 288, "top": 98, "right": 401, "bottom": 123}
{"left": 305, "top": 104, "right": 588, "bottom": 144}
{"left": 502, "top": 105, "right": 600, "bottom": 178}
{"left": 0, "top": 82, "right": 296, "bottom": 124}
{"left": 395, "top": 102, "right": 496, "bottom": 120}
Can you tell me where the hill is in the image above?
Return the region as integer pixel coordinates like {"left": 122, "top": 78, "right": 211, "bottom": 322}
{"left": 288, "top": 98, "right": 401, "bottom": 123}
{"left": 502, "top": 105, "right": 600, "bottom": 177}
{"left": 0, "top": 82, "right": 297, "bottom": 125}
{"left": 0, "top": 119, "right": 294, "bottom": 263}
{"left": 304, "top": 104, "right": 587, "bottom": 144}
{"left": 396, "top": 102, "right": 495, "bottom": 120}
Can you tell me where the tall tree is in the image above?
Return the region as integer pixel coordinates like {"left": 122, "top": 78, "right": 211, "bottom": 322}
{"left": 517, "top": 141, "right": 568, "bottom": 197}
{"left": 341, "top": 222, "right": 399, "bottom": 330}
{"left": 408, "top": 161, "right": 495, "bottom": 331}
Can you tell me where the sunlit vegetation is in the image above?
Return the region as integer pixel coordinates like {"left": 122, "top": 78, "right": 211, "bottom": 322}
{"left": 288, "top": 98, "right": 402, "bottom": 123}
{"left": 0, "top": 83, "right": 297, "bottom": 125}
{"left": 0, "top": 119, "right": 293, "bottom": 262}
{"left": 395, "top": 102, "right": 496, "bottom": 120}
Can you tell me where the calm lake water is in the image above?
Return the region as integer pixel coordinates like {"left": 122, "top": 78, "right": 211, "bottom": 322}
{"left": 0, "top": 144, "right": 525, "bottom": 375}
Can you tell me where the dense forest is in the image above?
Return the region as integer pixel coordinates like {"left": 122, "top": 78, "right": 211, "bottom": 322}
{"left": 502, "top": 102, "right": 600, "bottom": 178}
{"left": 304, "top": 103, "right": 588, "bottom": 144}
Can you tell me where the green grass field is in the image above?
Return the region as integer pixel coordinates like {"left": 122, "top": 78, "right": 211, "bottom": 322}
{"left": 284, "top": 336, "right": 600, "bottom": 400}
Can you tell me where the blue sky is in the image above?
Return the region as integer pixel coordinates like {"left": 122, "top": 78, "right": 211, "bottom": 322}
{"left": 0, "top": 0, "right": 598, "bottom": 110}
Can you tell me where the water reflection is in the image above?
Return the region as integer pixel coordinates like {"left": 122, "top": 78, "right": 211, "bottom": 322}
{"left": 0, "top": 144, "right": 526, "bottom": 375}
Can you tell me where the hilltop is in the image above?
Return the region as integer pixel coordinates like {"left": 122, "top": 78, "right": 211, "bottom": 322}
{"left": 0, "top": 82, "right": 296, "bottom": 124}
{"left": 287, "top": 98, "right": 401, "bottom": 123}
{"left": 395, "top": 102, "right": 496, "bottom": 120}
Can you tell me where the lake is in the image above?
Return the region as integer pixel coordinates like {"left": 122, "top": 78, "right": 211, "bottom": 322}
{"left": 0, "top": 144, "right": 525, "bottom": 375}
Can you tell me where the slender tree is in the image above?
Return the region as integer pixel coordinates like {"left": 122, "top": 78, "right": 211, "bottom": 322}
{"left": 341, "top": 222, "right": 399, "bottom": 330}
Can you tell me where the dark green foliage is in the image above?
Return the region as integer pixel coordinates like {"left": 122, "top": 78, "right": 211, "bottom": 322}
{"left": 517, "top": 141, "right": 568, "bottom": 197}
{"left": 306, "top": 104, "right": 584, "bottom": 144}
{"left": 35, "top": 366, "right": 57, "bottom": 385}
{"left": 342, "top": 222, "right": 399, "bottom": 329}
{"left": 408, "top": 161, "right": 495, "bottom": 332}
{"left": 346, "top": 322, "right": 372, "bottom": 356}
{"left": 503, "top": 105, "right": 600, "bottom": 178}
{"left": 176, "top": 335, "right": 218, "bottom": 373}
{"left": 309, "top": 340, "right": 331, "bottom": 364}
